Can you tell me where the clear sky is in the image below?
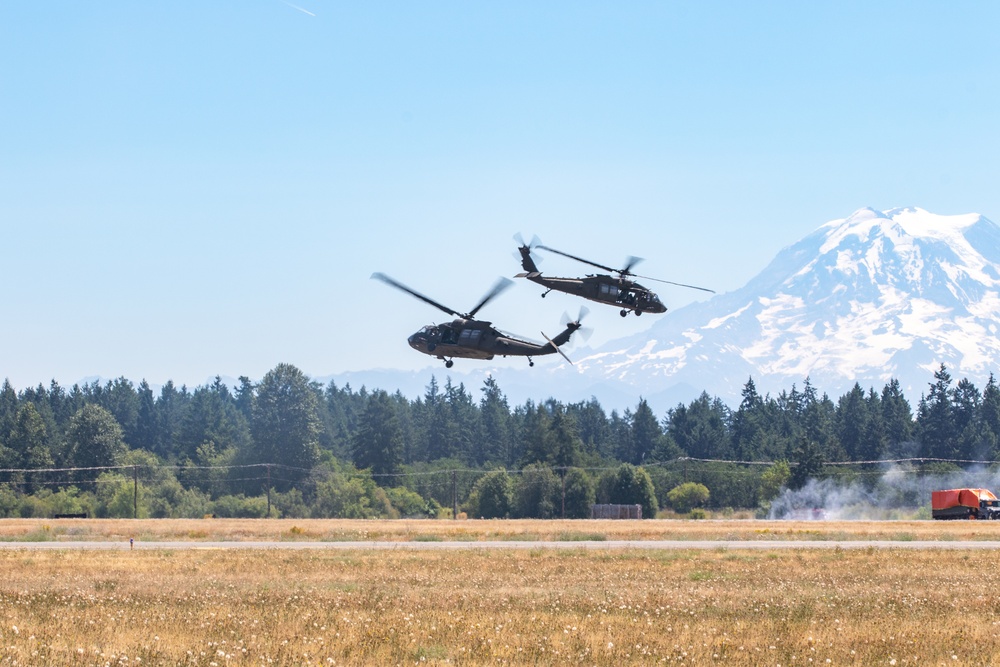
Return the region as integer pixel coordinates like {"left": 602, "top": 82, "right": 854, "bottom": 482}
{"left": 3, "top": 1, "right": 1000, "bottom": 391}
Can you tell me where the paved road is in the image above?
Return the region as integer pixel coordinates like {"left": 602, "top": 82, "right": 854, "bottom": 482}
{"left": 2, "top": 540, "right": 1000, "bottom": 550}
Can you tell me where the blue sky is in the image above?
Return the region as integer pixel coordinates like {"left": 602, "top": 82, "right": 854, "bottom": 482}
{"left": 3, "top": 2, "right": 999, "bottom": 390}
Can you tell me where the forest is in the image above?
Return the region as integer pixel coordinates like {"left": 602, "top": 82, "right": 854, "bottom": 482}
{"left": 0, "top": 361, "right": 997, "bottom": 520}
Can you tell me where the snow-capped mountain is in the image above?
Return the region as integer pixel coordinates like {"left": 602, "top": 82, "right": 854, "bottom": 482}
{"left": 572, "top": 206, "right": 1000, "bottom": 406}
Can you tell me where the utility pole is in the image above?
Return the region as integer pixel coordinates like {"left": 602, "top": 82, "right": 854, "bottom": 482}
{"left": 561, "top": 468, "right": 566, "bottom": 519}
{"left": 133, "top": 465, "right": 138, "bottom": 519}
{"left": 266, "top": 465, "right": 272, "bottom": 518}
{"left": 452, "top": 470, "right": 458, "bottom": 519}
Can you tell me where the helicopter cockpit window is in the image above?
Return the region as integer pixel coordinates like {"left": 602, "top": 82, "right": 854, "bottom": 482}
{"left": 441, "top": 328, "right": 458, "bottom": 344}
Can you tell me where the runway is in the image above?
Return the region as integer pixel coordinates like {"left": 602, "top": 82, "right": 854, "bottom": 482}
{"left": 2, "top": 539, "right": 1000, "bottom": 550}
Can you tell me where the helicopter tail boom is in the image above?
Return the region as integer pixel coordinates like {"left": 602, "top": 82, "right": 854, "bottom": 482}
{"left": 516, "top": 244, "right": 541, "bottom": 275}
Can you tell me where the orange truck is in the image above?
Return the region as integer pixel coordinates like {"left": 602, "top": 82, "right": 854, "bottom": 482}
{"left": 931, "top": 488, "right": 1000, "bottom": 520}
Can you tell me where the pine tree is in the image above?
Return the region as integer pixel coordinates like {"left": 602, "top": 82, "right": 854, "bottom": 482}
{"left": 478, "top": 377, "right": 514, "bottom": 466}
{"left": 628, "top": 398, "right": 662, "bottom": 464}
{"left": 352, "top": 390, "right": 403, "bottom": 477}
{"left": 917, "top": 364, "right": 956, "bottom": 459}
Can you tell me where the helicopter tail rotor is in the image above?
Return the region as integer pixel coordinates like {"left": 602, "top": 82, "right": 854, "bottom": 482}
{"left": 561, "top": 306, "right": 593, "bottom": 342}
{"left": 513, "top": 234, "right": 544, "bottom": 276}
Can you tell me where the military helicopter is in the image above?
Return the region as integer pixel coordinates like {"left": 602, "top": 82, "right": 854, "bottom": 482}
{"left": 514, "top": 237, "right": 714, "bottom": 317}
{"left": 371, "top": 272, "right": 586, "bottom": 368}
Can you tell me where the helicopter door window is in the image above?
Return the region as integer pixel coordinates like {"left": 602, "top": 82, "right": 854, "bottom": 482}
{"left": 600, "top": 284, "right": 620, "bottom": 297}
{"left": 458, "top": 330, "right": 482, "bottom": 345}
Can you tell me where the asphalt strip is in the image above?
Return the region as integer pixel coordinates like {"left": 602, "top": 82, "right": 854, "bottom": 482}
{"left": 1, "top": 540, "right": 1000, "bottom": 550}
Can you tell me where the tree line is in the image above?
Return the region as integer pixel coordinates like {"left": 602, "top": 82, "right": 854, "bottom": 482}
{"left": 0, "top": 362, "right": 995, "bottom": 519}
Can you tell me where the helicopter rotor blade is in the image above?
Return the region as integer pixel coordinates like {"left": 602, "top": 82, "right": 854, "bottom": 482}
{"left": 621, "top": 255, "right": 644, "bottom": 276}
{"left": 535, "top": 244, "right": 619, "bottom": 275}
{"left": 465, "top": 277, "right": 514, "bottom": 319}
{"left": 371, "top": 273, "right": 462, "bottom": 318}
{"left": 632, "top": 274, "right": 716, "bottom": 293}
{"left": 541, "top": 331, "right": 574, "bottom": 365}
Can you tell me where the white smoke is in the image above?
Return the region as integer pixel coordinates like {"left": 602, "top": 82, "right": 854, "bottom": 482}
{"left": 767, "top": 463, "right": 1000, "bottom": 520}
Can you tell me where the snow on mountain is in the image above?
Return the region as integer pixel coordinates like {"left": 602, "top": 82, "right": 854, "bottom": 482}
{"left": 571, "top": 207, "right": 1000, "bottom": 407}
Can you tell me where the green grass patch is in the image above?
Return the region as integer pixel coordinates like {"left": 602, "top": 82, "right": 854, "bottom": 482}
{"left": 556, "top": 531, "right": 607, "bottom": 542}
{"left": 411, "top": 534, "right": 444, "bottom": 542}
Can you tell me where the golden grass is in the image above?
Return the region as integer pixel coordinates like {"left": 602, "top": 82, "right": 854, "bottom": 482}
{"left": 1, "top": 546, "right": 999, "bottom": 665}
{"left": 5, "top": 516, "right": 1000, "bottom": 543}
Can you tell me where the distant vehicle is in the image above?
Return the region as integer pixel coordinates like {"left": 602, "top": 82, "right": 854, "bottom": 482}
{"left": 371, "top": 273, "right": 585, "bottom": 369}
{"left": 514, "top": 236, "right": 714, "bottom": 317}
{"left": 931, "top": 488, "right": 1000, "bottom": 520}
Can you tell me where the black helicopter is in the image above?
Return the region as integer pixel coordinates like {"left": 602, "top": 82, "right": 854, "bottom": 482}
{"left": 371, "top": 272, "right": 585, "bottom": 368}
{"left": 514, "top": 237, "right": 714, "bottom": 317}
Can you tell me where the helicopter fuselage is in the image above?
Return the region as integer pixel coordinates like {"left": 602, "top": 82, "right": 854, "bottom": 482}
{"left": 407, "top": 318, "right": 580, "bottom": 365}
{"left": 517, "top": 272, "right": 667, "bottom": 315}
{"left": 372, "top": 271, "right": 583, "bottom": 369}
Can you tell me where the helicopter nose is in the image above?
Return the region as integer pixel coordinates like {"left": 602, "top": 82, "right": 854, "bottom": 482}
{"left": 407, "top": 333, "right": 421, "bottom": 349}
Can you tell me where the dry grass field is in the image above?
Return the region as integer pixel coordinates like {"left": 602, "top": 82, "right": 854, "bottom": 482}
{"left": 2, "top": 545, "right": 999, "bottom": 665}
{"left": 6, "top": 516, "right": 1000, "bottom": 543}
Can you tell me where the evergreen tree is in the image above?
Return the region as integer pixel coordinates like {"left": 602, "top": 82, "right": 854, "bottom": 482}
{"left": 981, "top": 374, "right": 1000, "bottom": 459}
{"left": 249, "top": 364, "right": 321, "bottom": 490}
{"left": 9, "top": 403, "right": 54, "bottom": 492}
{"left": 628, "top": 398, "right": 662, "bottom": 464}
{"left": 881, "top": 378, "right": 915, "bottom": 454}
{"left": 234, "top": 376, "right": 255, "bottom": 421}
{"left": 518, "top": 401, "right": 553, "bottom": 466}
{"left": 352, "top": 390, "right": 403, "bottom": 477}
{"left": 134, "top": 380, "right": 158, "bottom": 453}
{"left": 917, "top": 364, "right": 956, "bottom": 459}
{"left": 667, "top": 392, "right": 731, "bottom": 459}
{"left": 155, "top": 381, "right": 188, "bottom": 460}
{"left": 952, "top": 377, "right": 984, "bottom": 459}
{"left": 478, "top": 377, "right": 514, "bottom": 466}
{"left": 860, "top": 388, "right": 886, "bottom": 460}
{"left": 177, "top": 378, "right": 252, "bottom": 467}
{"left": 548, "top": 405, "right": 583, "bottom": 469}
{"left": 568, "top": 398, "right": 612, "bottom": 459}
{"left": 803, "top": 386, "right": 840, "bottom": 461}
{"left": 610, "top": 408, "right": 633, "bottom": 462}
{"left": 100, "top": 377, "right": 140, "bottom": 447}
{"left": 445, "top": 379, "right": 480, "bottom": 463}
{"left": 789, "top": 436, "right": 823, "bottom": 490}
{"left": 418, "top": 377, "right": 455, "bottom": 461}
{"left": 835, "top": 384, "right": 868, "bottom": 460}
{"left": 0, "top": 380, "right": 16, "bottom": 451}
{"left": 731, "top": 377, "right": 766, "bottom": 460}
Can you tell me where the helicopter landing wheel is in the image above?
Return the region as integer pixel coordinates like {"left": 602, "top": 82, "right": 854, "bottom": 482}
{"left": 529, "top": 360, "right": 535, "bottom": 367}
{"left": 445, "top": 359, "right": 454, "bottom": 368}
{"left": 620, "top": 309, "right": 628, "bottom": 317}
{"left": 635, "top": 310, "right": 642, "bottom": 316}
